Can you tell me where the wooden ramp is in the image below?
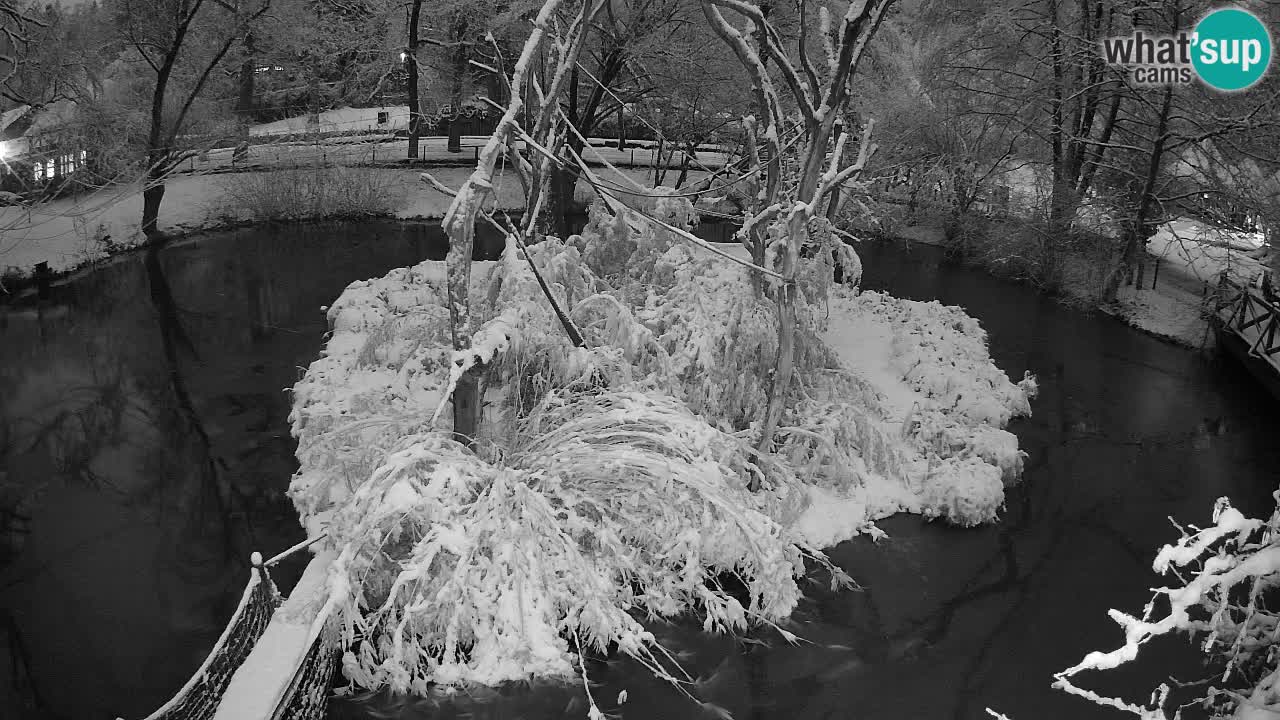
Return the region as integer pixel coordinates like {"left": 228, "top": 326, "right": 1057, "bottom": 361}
{"left": 1214, "top": 278, "right": 1280, "bottom": 399}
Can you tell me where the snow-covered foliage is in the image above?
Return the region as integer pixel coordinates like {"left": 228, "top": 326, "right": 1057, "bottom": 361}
{"left": 1055, "top": 496, "right": 1280, "bottom": 720}
{"left": 288, "top": 191, "right": 1037, "bottom": 705}
{"left": 326, "top": 389, "right": 838, "bottom": 691}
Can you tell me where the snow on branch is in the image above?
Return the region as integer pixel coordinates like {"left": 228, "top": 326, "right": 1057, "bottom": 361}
{"left": 1054, "top": 497, "right": 1276, "bottom": 719}
{"left": 810, "top": 119, "right": 878, "bottom": 213}
{"left": 706, "top": 0, "right": 816, "bottom": 120}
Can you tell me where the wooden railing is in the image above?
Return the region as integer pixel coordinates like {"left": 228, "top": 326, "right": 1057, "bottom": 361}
{"left": 1216, "top": 277, "right": 1280, "bottom": 370}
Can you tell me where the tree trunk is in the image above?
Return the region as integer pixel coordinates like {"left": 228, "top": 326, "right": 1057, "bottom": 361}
{"left": 444, "top": 207, "right": 478, "bottom": 446}
{"left": 448, "top": 114, "right": 463, "bottom": 153}
{"left": 234, "top": 33, "right": 255, "bottom": 163}
{"left": 1045, "top": 0, "right": 1068, "bottom": 284}
{"left": 616, "top": 103, "right": 626, "bottom": 150}
{"left": 447, "top": 14, "right": 469, "bottom": 153}
{"left": 407, "top": 0, "right": 423, "bottom": 159}
{"left": 1106, "top": 86, "right": 1173, "bottom": 301}
{"left": 675, "top": 144, "right": 692, "bottom": 188}
{"left": 142, "top": 168, "right": 166, "bottom": 239}
{"left": 539, "top": 134, "right": 580, "bottom": 239}
{"left": 653, "top": 135, "right": 665, "bottom": 186}
{"left": 452, "top": 367, "right": 483, "bottom": 445}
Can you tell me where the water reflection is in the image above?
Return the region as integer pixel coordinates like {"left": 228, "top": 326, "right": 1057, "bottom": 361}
{"left": 3, "top": 227, "right": 1278, "bottom": 720}
{"left": 327, "top": 239, "right": 1280, "bottom": 720}
{"left": 0, "top": 220, "right": 473, "bottom": 719}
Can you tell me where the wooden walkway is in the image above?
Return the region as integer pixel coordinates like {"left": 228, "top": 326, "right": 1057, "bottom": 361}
{"left": 1214, "top": 278, "right": 1280, "bottom": 399}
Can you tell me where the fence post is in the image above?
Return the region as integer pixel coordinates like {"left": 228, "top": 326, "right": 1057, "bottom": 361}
{"left": 630, "top": 149, "right": 635, "bottom": 166}
{"left": 1151, "top": 257, "right": 1160, "bottom": 289}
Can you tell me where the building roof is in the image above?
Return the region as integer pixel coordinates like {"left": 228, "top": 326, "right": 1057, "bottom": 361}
{"left": 0, "top": 101, "right": 79, "bottom": 142}
{"left": 0, "top": 105, "right": 34, "bottom": 141}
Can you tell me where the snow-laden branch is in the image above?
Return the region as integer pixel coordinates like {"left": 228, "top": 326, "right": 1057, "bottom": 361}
{"left": 809, "top": 120, "right": 877, "bottom": 214}
{"left": 705, "top": 0, "right": 816, "bottom": 121}
{"left": 1054, "top": 497, "right": 1270, "bottom": 718}
{"left": 440, "top": 0, "right": 564, "bottom": 354}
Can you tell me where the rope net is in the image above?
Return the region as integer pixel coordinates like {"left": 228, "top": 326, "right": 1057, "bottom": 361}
{"left": 270, "top": 611, "right": 342, "bottom": 720}
{"left": 140, "top": 568, "right": 282, "bottom": 720}
{"left": 137, "top": 562, "right": 341, "bottom": 720}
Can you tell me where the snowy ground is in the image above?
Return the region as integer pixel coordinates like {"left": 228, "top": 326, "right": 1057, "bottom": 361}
{"left": 892, "top": 215, "right": 1269, "bottom": 347}
{"left": 189, "top": 135, "right": 728, "bottom": 176}
{"left": 1109, "top": 218, "right": 1266, "bottom": 346}
{"left": 0, "top": 160, "right": 707, "bottom": 279}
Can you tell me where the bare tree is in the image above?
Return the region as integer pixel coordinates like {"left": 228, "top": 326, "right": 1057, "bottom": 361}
{"left": 110, "top": 0, "right": 270, "bottom": 237}
{"left": 698, "top": 0, "right": 892, "bottom": 463}
{"left": 431, "top": 0, "right": 603, "bottom": 444}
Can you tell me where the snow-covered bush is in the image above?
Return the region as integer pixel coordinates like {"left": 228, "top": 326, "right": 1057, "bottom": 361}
{"left": 1056, "top": 495, "right": 1280, "bottom": 719}
{"left": 326, "top": 387, "right": 844, "bottom": 694}
{"left": 217, "top": 164, "right": 408, "bottom": 222}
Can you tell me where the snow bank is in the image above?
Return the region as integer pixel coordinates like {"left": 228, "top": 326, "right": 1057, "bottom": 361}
{"left": 801, "top": 289, "right": 1036, "bottom": 537}
{"left": 1148, "top": 218, "right": 1265, "bottom": 283}
{"left": 1107, "top": 217, "right": 1266, "bottom": 347}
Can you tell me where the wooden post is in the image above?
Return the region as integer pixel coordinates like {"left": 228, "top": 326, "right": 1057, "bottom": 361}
{"left": 34, "top": 262, "right": 51, "bottom": 300}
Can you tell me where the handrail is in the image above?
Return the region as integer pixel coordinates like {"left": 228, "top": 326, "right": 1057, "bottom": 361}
{"left": 1217, "top": 274, "right": 1280, "bottom": 363}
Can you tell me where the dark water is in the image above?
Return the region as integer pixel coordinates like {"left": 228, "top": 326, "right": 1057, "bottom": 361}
{"left": 2, "top": 225, "right": 1278, "bottom": 720}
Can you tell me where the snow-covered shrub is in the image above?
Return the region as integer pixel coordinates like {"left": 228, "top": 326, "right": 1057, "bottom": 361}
{"left": 289, "top": 262, "right": 496, "bottom": 527}
{"left": 326, "top": 387, "right": 845, "bottom": 693}
{"left": 217, "top": 164, "right": 408, "bottom": 222}
{"left": 871, "top": 290, "right": 1037, "bottom": 427}
{"left": 1055, "top": 496, "right": 1280, "bottom": 719}
{"left": 916, "top": 456, "right": 1005, "bottom": 527}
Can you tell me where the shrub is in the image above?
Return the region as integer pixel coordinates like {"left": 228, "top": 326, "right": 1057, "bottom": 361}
{"left": 217, "top": 164, "right": 407, "bottom": 222}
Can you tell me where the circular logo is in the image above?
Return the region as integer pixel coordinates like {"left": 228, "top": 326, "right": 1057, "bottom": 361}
{"left": 1192, "top": 8, "right": 1272, "bottom": 91}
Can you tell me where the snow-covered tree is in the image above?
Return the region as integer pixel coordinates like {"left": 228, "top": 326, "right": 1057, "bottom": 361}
{"left": 697, "top": 0, "right": 892, "bottom": 465}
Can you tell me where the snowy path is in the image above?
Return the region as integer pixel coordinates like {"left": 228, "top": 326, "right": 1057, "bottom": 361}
{"left": 188, "top": 136, "right": 728, "bottom": 176}
{"left": 0, "top": 163, "right": 697, "bottom": 278}
{"left": 1110, "top": 219, "right": 1265, "bottom": 346}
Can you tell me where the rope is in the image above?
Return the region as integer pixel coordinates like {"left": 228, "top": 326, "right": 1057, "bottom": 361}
{"left": 263, "top": 534, "right": 327, "bottom": 568}
{"left": 565, "top": 145, "right": 784, "bottom": 281}
{"left": 418, "top": 171, "right": 587, "bottom": 348}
